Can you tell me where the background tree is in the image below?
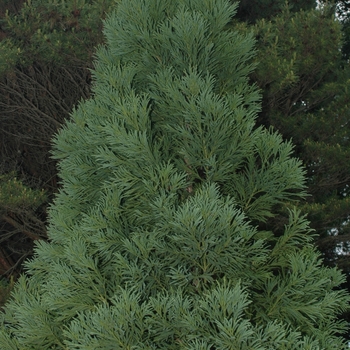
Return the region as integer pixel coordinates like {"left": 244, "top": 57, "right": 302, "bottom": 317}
{"left": 1, "top": 0, "right": 349, "bottom": 348}
{"left": 236, "top": 0, "right": 315, "bottom": 23}
{"left": 234, "top": 3, "right": 350, "bottom": 273}
{"left": 232, "top": 2, "right": 350, "bottom": 332}
{"left": 0, "top": 0, "right": 114, "bottom": 281}
{"left": 318, "top": 0, "right": 350, "bottom": 59}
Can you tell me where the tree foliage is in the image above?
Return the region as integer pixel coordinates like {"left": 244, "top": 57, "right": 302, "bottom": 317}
{"left": 231, "top": 1, "right": 350, "bottom": 329}
{"left": 1, "top": 0, "right": 348, "bottom": 348}
{"left": 235, "top": 3, "right": 350, "bottom": 272}
{"left": 0, "top": 0, "right": 114, "bottom": 279}
{"left": 236, "top": 0, "right": 316, "bottom": 23}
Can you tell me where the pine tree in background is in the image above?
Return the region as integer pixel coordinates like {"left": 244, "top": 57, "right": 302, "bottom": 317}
{"left": 318, "top": 0, "right": 350, "bottom": 60}
{"left": 236, "top": 4, "right": 350, "bottom": 272}
{"left": 236, "top": 0, "right": 315, "bottom": 23}
{"left": 232, "top": 0, "right": 350, "bottom": 332}
{"left": 1, "top": 0, "right": 349, "bottom": 348}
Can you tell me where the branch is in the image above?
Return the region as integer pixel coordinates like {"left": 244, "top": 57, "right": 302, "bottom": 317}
{"left": 1, "top": 214, "right": 41, "bottom": 241}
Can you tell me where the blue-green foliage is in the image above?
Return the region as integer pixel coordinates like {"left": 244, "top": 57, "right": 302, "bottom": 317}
{"left": 0, "top": 0, "right": 348, "bottom": 349}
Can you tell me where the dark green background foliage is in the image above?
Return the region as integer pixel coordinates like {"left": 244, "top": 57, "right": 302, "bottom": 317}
{"left": 0, "top": 0, "right": 115, "bottom": 285}
{"left": 236, "top": 0, "right": 316, "bottom": 22}
{"left": 245, "top": 3, "right": 350, "bottom": 270}
{"left": 0, "top": 0, "right": 112, "bottom": 72}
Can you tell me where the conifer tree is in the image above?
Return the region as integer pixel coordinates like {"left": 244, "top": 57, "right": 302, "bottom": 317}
{"left": 0, "top": 0, "right": 114, "bottom": 278}
{"left": 236, "top": 0, "right": 315, "bottom": 23}
{"left": 238, "top": 4, "right": 350, "bottom": 271}
{"left": 1, "top": 0, "right": 349, "bottom": 348}
{"left": 232, "top": 1, "right": 350, "bottom": 330}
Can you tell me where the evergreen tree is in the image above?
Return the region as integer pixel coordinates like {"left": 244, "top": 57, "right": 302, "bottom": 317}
{"left": 236, "top": 4, "right": 350, "bottom": 273}
{"left": 236, "top": 0, "right": 315, "bottom": 23}
{"left": 1, "top": 0, "right": 349, "bottom": 348}
{"left": 232, "top": 0, "right": 350, "bottom": 339}
{"left": 0, "top": 0, "right": 114, "bottom": 279}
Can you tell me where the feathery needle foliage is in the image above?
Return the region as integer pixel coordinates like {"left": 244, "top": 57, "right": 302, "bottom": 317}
{"left": 0, "top": 0, "right": 349, "bottom": 348}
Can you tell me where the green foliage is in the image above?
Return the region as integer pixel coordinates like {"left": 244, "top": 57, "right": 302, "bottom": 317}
{"left": 0, "top": 0, "right": 116, "bottom": 269}
{"left": 0, "top": 0, "right": 114, "bottom": 74}
{"left": 236, "top": 0, "right": 316, "bottom": 23}
{"left": 236, "top": 3, "right": 350, "bottom": 266}
{"left": 0, "top": 172, "right": 46, "bottom": 213}
{"left": 251, "top": 5, "right": 342, "bottom": 113}
{"left": 0, "top": 277, "right": 15, "bottom": 310}
{"left": 0, "top": 0, "right": 348, "bottom": 348}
